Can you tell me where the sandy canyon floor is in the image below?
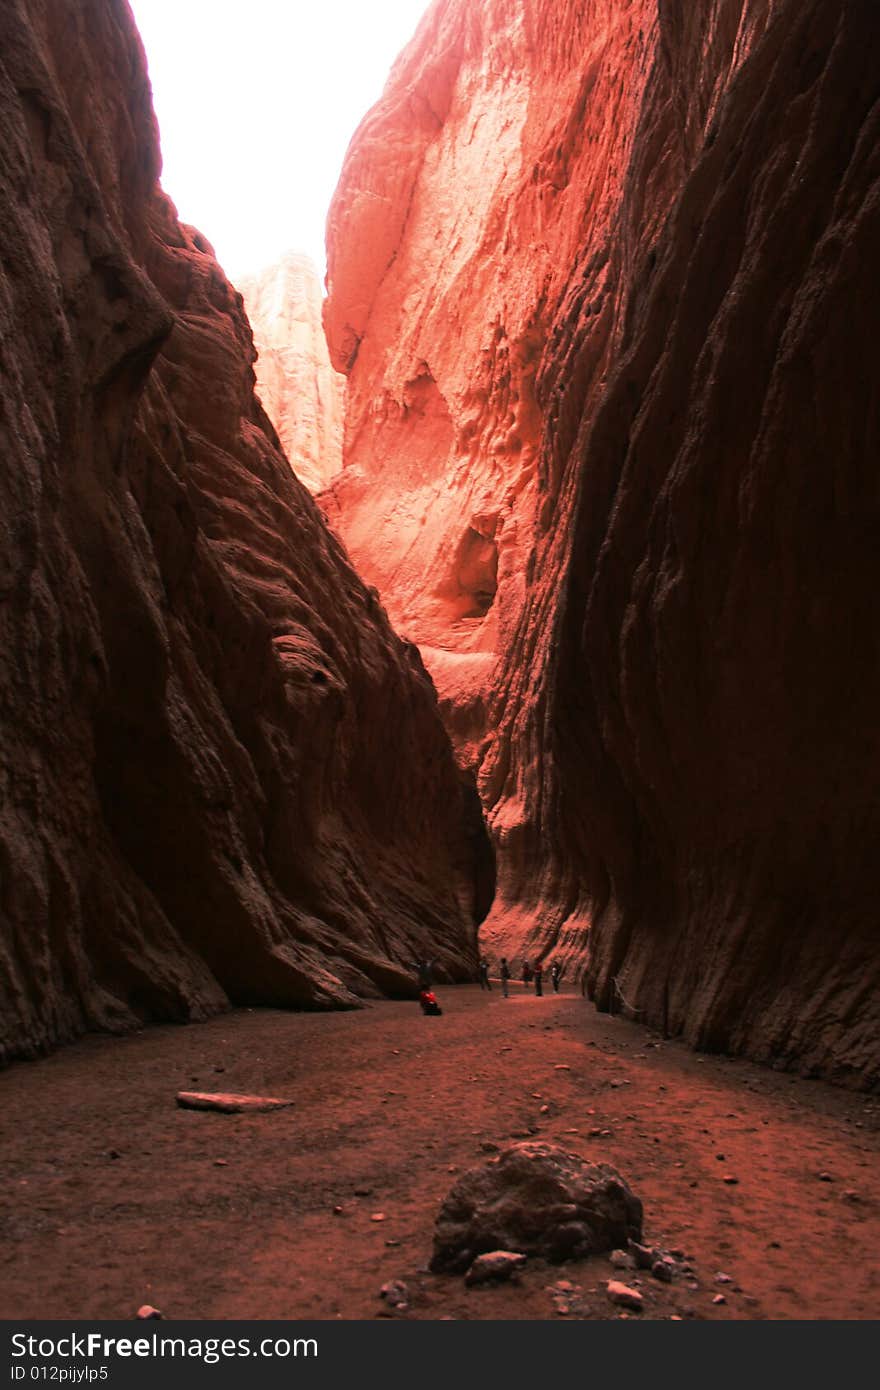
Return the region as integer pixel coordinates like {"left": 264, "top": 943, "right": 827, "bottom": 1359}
{"left": 1, "top": 986, "right": 877, "bottom": 1321}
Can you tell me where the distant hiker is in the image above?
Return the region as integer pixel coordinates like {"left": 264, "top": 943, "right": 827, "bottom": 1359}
{"left": 500, "top": 957, "right": 511, "bottom": 998}
{"left": 478, "top": 958, "right": 492, "bottom": 991}
{"left": 410, "top": 959, "right": 435, "bottom": 990}
{"left": 534, "top": 962, "right": 544, "bottom": 997}
{"left": 550, "top": 962, "right": 562, "bottom": 993}
{"left": 522, "top": 961, "right": 533, "bottom": 987}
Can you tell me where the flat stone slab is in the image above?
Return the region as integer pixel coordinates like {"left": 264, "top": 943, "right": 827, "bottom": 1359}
{"left": 176, "top": 1091, "right": 294, "bottom": 1114}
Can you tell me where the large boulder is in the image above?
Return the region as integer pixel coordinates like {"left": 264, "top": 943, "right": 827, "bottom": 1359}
{"left": 430, "top": 1141, "right": 642, "bottom": 1272}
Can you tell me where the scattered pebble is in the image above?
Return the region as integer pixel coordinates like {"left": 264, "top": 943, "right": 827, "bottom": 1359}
{"left": 378, "top": 1280, "right": 409, "bottom": 1311}
{"left": 627, "top": 1240, "right": 655, "bottom": 1270}
{"left": 722, "top": 1175, "right": 739, "bottom": 1185}
{"left": 715, "top": 1273, "right": 732, "bottom": 1284}
{"left": 609, "top": 1250, "right": 635, "bottom": 1270}
{"left": 606, "top": 1281, "right": 643, "bottom": 1311}
{"left": 713, "top": 1294, "right": 727, "bottom": 1306}
{"left": 213, "top": 1159, "right": 228, "bottom": 1167}
{"left": 818, "top": 1172, "right": 834, "bottom": 1182}
{"left": 136, "top": 1306, "right": 163, "bottom": 1321}
{"left": 465, "top": 1251, "right": 527, "bottom": 1286}
{"left": 651, "top": 1260, "right": 673, "bottom": 1284}
{"left": 370, "top": 1213, "right": 386, "bottom": 1223}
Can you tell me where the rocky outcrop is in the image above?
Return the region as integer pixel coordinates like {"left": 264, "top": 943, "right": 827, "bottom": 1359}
{"left": 324, "top": 0, "right": 880, "bottom": 1085}
{"left": 238, "top": 253, "right": 344, "bottom": 493}
{"left": 0, "top": 0, "right": 489, "bottom": 1065}
{"left": 431, "top": 1142, "right": 643, "bottom": 1271}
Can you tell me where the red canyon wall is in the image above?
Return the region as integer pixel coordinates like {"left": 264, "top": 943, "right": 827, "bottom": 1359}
{"left": 325, "top": 0, "right": 880, "bottom": 1085}
{"left": 0, "top": 0, "right": 490, "bottom": 1064}
{"left": 239, "top": 253, "right": 344, "bottom": 493}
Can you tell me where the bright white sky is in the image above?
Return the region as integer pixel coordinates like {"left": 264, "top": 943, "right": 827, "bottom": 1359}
{"left": 128, "top": 0, "right": 431, "bottom": 283}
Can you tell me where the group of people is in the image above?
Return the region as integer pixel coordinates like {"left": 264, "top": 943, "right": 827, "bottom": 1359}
{"left": 478, "top": 956, "right": 563, "bottom": 996}
{"left": 410, "top": 956, "right": 565, "bottom": 1014}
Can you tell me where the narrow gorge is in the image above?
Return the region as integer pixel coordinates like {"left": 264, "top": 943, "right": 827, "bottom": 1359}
{"left": 1, "top": 0, "right": 879, "bottom": 1330}
{"left": 2, "top": 0, "right": 878, "bottom": 1085}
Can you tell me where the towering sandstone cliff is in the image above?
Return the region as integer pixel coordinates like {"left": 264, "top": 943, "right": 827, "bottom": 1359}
{"left": 0, "top": 0, "right": 490, "bottom": 1064}
{"left": 238, "top": 253, "right": 345, "bottom": 494}
{"left": 325, "top": 0, "right": 880, "bottom": 1085}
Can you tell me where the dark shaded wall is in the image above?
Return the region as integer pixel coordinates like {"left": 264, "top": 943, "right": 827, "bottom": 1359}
{"left": 0, "top": 0, "right": 487, "bottom": 1063}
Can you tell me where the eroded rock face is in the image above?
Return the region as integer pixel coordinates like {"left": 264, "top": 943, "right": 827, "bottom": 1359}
{"left": 0, "top": 0, "right": 488, "bottom": 1063}
{"left": 238, "top": 253, "right": 344, "bottom": 493}
{"left": 430, "top": 1142, "right": 643, "bottom": 1271}
{"left": 325, "top": 0, "right": 880, "bottom": 1084}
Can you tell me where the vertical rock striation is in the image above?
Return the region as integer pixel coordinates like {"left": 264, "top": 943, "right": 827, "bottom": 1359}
{"left": 0, "top": 0, "right": 489, "bottom": 1064}
{"left": 238, "top": 253, "right": 345, "bottom": 494}
{"left": 325, "top": 0, "right": 880, "bottom": 1084}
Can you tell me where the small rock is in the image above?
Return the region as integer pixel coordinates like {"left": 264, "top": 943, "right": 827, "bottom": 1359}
{"left": 627, "top": 1240, "right": 656, "bottom": 1270}
{"left": 713, "top": 1294, "right": 727, "bottom": 1305}
{"left": 480, "top": 1142, "right": 499, "bottom": 1153}
{"left": 722, "top": 1175, "right": 739, "bottom": 1185}
{"left": 214, "top": 1159, "right": 228, "bottom": 1167}
{"left": 715, "top": 1273, "right": 732, "bottom": 1284}
{"left": 552, "top": 1280, "right": 574, "bottom": 1292}
{"left": 354, "top": 1186, "right": 373, "bottom": 1197}
{"left": 384, "top": 1239, "right": 401, "bottom": 1247}
{"left": 213, "top": 1064, "right": 225, "bottom": 1073}
{"left": 109, "top": 1150, "right": 121, "bottom": 1160}
{"left": 379, "top": 1280, "right": 409, "bottom": 1309}
{"left": 539, "top": 1105, "right": 551, "bottom": 1115}
{"left": 332, "top": 1205, "right": 344, "bottom": 1215}
{"left": 651, "top": 1260, "right": 673, "bottom": 1283}
{"left": 370, "top": 1213, "right": 386, "bottom": 1222}
{"left": 844, "top": 1190, "right": 860, "bottom": 1202}
{"left": 136, "top": 1306, "right": 163, "bottom": 1320}
{"left": 606, "top": 1281, "right": 643, "bottom": 1311}
{"left": 553, "top": 1064, "right": 571, "bottom": 1071}
{"left": 556, "top": 1302, "right": 571, "bottom": 1316}
{"left": 465, "top": 1251, "right": 527, "bottom": 1286}
{"left": 818, "top": 1172, "right": 833, "bottom": 1182}
{"left": 609, "top": 1250, "right": 635, "bottom": 1270}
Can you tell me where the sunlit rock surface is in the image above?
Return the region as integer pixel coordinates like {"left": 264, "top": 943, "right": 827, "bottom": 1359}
{"left": 238, "top": 253, "right": 344, "bottom": 494}
{"left": 0, "top": 0, "right": 490, "bottom": 1064}
{"left": 325, "top": 0, "right": 880, "bottom": 1085}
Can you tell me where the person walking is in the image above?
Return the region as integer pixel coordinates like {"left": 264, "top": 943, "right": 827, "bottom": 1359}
{"left": 500, "top": 957, "right": 511, "bottom": 998}
{"left": 478, "top": 958, "right": 492, "bottom": 991}
{"left": 550, "top": 961, "right": 562, "bottom": 993}
{"left": 409, "top": 959, "right": 435, "bottom": 990}
{"left": 534, "top": 962, "right": 543, "bottom": 997}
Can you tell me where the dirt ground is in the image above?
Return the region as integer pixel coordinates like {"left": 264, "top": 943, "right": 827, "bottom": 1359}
{"left": 0, "top": 985, "right": 877, "bottom": 1321}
